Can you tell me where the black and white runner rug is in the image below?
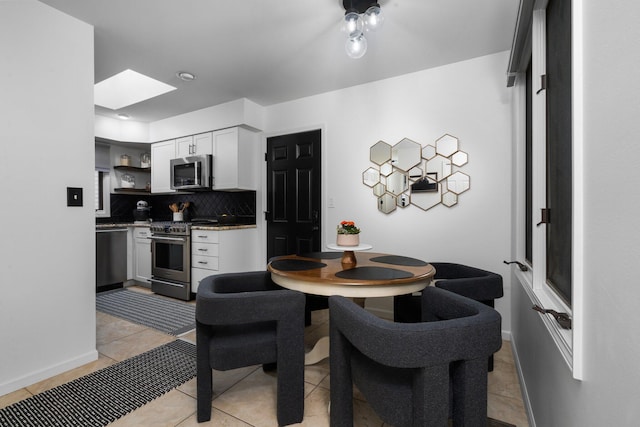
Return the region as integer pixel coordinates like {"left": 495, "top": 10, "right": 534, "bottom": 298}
{"left": 0, "top": 340, "right": 196, "bottom": 427}
{"left": 96, "top": 288, "right": 195, "bottom": 335}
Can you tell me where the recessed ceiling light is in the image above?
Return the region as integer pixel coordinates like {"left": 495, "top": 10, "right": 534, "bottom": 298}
{"left": 117, "top": 113, "right": 130, "bottom": 120}
{"left": 94, "top": 69, "right": 176, "bottom": 110}
{"left": 176, "top": 71, "right": 196, "bottom": 82}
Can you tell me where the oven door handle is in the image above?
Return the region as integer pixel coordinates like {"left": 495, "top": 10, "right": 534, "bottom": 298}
{"left": 150, "top": 278, "right": 185, "bottom": 288}
{"left": 150, "top": 236, "right": 188, "bottom": 242}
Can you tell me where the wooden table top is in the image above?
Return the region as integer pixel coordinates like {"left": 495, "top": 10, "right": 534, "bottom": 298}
{"left": 267, "top": 252, "right": 435, "bottom": 298}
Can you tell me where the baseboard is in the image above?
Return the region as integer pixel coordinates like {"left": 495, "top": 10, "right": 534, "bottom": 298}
{"left": 509, "top": 335, "right": 535, "bottom": 427}
{"left": 0, "top": 349, "right": 98, "bottom": 397}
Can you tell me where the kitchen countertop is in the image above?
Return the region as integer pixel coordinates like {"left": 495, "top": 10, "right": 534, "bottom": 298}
{"left": 96, "top": 223, "right": 150, "bottom": 229}
{"left": 96, "top": 223, "right": 256, "bottom": 231}
{"left": 191, "top": 224, "right": 256, "bottom": 231}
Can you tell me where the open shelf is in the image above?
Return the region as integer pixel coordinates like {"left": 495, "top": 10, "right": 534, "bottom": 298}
{"left": 114, "top": 188, "right": 151, "bottom": 194}
{"left": 114, "top": 165, "right": 150, "bottom": 173}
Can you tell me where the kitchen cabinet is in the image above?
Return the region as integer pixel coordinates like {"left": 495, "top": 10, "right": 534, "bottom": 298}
{"left": 151, "top": 139, "right": 176, "bottom": 193}
{"left": 132, "top": 227, "right": 152, "bottom": 285}
{"left": 176, "top": 132, "right": 213, "bottom": 157}
{"left": 212, "top": 127, "right": 259, "bottom": 190}
{"left": 191, "top": 227, "right": 258, "bottom": 293}
{"left": 96, "top": 228, "right": 127, "bottom": 289}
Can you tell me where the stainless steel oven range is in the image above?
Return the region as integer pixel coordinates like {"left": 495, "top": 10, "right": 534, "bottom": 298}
{"left": 149, "top": 221, "right": 191, "bottom": 300}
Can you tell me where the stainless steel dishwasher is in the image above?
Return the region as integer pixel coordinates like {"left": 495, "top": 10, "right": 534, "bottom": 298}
{"left": 96, "top": 228, "right": 128, "bottom": 291}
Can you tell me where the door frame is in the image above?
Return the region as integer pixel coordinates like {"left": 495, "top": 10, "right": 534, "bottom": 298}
{"left": 258, "top": 125, "right": 326, "bottom": 266}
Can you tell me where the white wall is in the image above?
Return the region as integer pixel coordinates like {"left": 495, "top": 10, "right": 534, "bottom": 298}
{"left": 149, "top": 98, "right": 265, "bottom": 141}
{"left": 0, "top": 0, "right": 97, "bottom": 395}
{"left": 262, "top": 52, "right": 513, "bottom": 329}
{"left": 510, "top": 1, "right": 640, "bottom": 425}
{"left": 95, "top": 115, "right": 150, "bottom": 143}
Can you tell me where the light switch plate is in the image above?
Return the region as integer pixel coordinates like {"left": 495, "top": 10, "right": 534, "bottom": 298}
{"left": 67, "top": 187, "right": 83, "bottom": 207}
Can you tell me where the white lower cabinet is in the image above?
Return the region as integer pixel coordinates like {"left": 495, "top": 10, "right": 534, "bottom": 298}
{"left": 191, "top": 228, "right": 258, "bottom": 294}
{"left": 132, "top": 227, "right": 152, "bottom": 285}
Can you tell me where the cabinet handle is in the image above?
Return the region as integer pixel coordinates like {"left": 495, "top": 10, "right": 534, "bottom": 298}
{"left": 198, "top": 248, "right": 208, "bottom": 252}
{"left": 197, "top": 235, "right": 208, "bottom": 239}
{"left": 198, "top": 261, "right": 208, "bottom": 265}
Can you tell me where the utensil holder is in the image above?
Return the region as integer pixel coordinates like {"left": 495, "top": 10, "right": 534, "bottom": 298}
{"left": 173, "top": 212, "right": 184, "bottom": 222}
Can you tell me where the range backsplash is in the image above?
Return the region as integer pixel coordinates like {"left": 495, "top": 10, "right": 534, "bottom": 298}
{"left": 100, "top": 191, "right": 256, "bottom": 224}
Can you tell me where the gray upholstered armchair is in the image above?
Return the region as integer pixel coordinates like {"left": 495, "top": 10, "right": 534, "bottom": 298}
{"left": 195, "top": 271, "right": 306, "bottom": 425}
{"left": 394, "top": 262, "right": 503, "bottom": 370}
{"left": 329, "top": 287, "right": 502, "bottom": 427}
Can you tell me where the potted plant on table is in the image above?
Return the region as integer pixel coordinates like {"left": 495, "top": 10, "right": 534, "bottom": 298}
{"left": 336, "top": 220, "right": 361, "bottom": 246}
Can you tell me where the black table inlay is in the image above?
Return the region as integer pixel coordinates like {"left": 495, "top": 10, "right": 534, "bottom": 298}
{"left": 335, "top": 266, "right": 413, "bottom": 280}
{"left": 299, "top": 251, "right": 343, "bottom": 260}
{"left": 270, "top": 259, "right": 327, "bottom": 271}
{"left": 370, "top": 255, "right": 428, "bottom": 267}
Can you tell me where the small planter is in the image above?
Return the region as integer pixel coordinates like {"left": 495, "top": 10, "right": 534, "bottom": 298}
{"left": 337, "top": 233, "right": 360, "bottom": 247}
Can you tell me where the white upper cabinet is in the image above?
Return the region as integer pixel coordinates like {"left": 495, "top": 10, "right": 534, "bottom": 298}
{"left": 212, "top": 127, "right": 258, "bottom": 190}
{"left": 151, "top": 139, "right": 176, "bottom": 193}
{"left": 176, "top": 132, "right": 213, "bottom": 157}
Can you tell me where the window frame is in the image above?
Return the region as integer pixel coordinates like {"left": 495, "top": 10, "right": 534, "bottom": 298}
{"left": 511, "top": 0, "right": 584, "bottom": 380}
{"left": 95, "top": 169, "right": 111, "bottom": 218}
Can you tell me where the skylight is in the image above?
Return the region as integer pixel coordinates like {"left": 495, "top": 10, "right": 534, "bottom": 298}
{"left": 94, "top": 69, "right": 176, "bottom": 110}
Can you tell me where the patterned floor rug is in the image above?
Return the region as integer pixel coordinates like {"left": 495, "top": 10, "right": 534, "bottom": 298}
{"left": 96, "top": 288, "right": 195, "bottom": 335}
{"left": 0, "top": 340, "right": 196, "bottom": 427}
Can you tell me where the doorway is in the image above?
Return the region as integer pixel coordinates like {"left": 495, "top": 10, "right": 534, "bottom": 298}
{"left": 266, "top": 129, "right": 322, "bottom": 260}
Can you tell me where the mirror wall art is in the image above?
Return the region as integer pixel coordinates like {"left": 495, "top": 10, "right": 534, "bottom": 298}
{"left": 362, "top": 134, "right": 470, "bottom": 214}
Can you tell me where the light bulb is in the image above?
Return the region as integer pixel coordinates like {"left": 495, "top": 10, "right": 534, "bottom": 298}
{"left": 363, "top": 5, "right": 384, "bottom": 31}
{"left": 342, "top": 12, "right": 364, "bottom": 39}
{"left": 345, "top": 33, "right": 367, "bottom": 59}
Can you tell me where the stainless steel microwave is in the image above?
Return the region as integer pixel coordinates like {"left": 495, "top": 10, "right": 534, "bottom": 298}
{"left": 170, "top": 155, "right": 213, "bottom": 190}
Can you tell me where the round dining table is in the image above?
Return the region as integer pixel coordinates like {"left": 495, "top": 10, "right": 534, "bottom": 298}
{"left": 267, "top": 251, "right": 435, "bottom": 364}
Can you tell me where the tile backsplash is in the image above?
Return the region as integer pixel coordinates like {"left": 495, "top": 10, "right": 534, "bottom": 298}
{"left": 99, "top": 191, "right": 256, "bottom": 224}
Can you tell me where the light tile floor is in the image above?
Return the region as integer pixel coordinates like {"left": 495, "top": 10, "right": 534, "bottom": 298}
{"left": 0, "top": 287, "right": 530, "bottom": 426}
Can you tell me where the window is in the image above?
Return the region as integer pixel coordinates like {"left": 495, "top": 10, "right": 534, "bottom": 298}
{"left": 545, "top": 0, "right": 573, "bottom": 306}
{"left": 95, "top": 170, "right": 110, "bottom": 217}
{"left": 510, "top": 0, "right": 584, "bottom": 379}
{"left": 525, "top": 59, "right": 533, "bottom": 265}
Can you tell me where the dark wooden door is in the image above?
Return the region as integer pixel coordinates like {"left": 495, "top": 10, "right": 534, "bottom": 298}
{"left": 266, "top": 129, "right": 321, "bottom": 260}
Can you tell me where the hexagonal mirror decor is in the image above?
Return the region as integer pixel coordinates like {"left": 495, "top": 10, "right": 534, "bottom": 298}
{"left": 408, "top": 165, "right": 423, "bottom": 179}
{"left": 391, "top": 138, "right": 422, "bottom": 171}
{"left": 370, "top": 141, "right": 392, "bottom": 165}
{"left": 387, "top": 170, "right": 409, "bottom": 195}
{"left": 451, "top": 151, "right": 468, "bottom": 166}
{"left": 446, "top": 171, "right": 470, "bottom": 194}
{"left": 362, "top": 167, "right": 380, "bottom": 187}
{"left": 363, "top": 134, "right": 470, "bottom": 214}
{"left": 378, "top": 193, "right": 397, "bottom": 214}
{"left": 397, "top": 193, "right": 410, "bottom": 208}
{"left": 411, "top": 183, "right": 442, "bottom": 211}
{"left": 435, "top": 134, "right": 458, "bottom": 157}
{"left": 442, "top": 191, "right": 458, "bottom": 207}
{"left": 380, "top": 163, "right": 393, "bottom": 176}
{"left": 422, "top": 144, "right": 436, "bottom": 160}
{"left": 373, "top": 182, "right": 385, "bottom": 196}
{"left": 425, "top": 155, "right": 452, "bottom": 182}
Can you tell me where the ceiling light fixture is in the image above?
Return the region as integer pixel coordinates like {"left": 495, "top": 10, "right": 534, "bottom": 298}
{"left": 117, "top": 113, "right": 130, "bottom": 120}
{"left": 341, "top": 0, "right": 384, "bottom": 59}
{"left": 176, "top": 71, "right": 196, "bottom": 82}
